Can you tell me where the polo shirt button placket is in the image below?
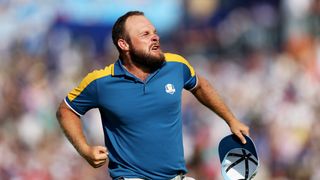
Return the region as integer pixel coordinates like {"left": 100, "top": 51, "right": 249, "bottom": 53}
{"left": 143, "top": 83, "right": 146, "bottom": 94}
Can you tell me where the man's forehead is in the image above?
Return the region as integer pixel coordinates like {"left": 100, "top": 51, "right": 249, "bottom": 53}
{"left": 125, "top": 15, "right": 155, "bottom": 32}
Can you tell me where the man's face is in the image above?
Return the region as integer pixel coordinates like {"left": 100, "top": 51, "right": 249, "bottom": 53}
{"left": 124, "top": 15, "right": 165, "bottom": 70}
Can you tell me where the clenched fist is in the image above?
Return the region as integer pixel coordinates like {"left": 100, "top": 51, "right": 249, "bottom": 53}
{"left": 81, "top": 146, "right": 109, "bottom": 168}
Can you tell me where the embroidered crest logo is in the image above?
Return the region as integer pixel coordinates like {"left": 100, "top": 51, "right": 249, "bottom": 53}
{"left": 165, "top": 84, "right": 175, "bottom": 95}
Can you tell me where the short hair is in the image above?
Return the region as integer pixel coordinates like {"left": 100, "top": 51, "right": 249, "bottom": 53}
{"left": 112, "top": 11, "right": 144, "bottom": 52}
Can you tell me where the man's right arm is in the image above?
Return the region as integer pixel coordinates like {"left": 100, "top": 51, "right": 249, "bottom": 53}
{"left": 56, "top": 100, "right": 108, "bottom": 168}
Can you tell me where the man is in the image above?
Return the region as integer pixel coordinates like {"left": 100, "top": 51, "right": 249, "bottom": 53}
{"left": 56, "top": 11, "right": 249, "bottom": 180}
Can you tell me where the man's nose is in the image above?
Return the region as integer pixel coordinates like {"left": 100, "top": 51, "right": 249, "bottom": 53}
{"left": 151, "top": 34, "right": 160, "bottom": 42}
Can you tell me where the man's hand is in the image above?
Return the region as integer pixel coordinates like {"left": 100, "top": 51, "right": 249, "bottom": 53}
{"left": 228, "top": 120, "right": 250, "bottom": 144}
{"left": 81, "top": 146, "right": 109, "bottom": 168}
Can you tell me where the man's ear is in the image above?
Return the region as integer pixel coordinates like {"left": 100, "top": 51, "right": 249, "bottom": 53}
{"left": 118, "top": 39, "right": 129, "bottom": 51}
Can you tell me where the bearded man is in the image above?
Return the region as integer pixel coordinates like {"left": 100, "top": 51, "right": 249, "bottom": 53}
{"left": 56, "top": 11, "right": 249, "bottom": 180}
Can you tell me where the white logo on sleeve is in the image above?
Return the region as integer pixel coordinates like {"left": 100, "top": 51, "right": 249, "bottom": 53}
{"left": 165, "top": 84, "right": 176, "bottom": 95}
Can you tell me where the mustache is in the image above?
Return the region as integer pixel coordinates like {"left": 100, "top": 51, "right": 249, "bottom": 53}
{"left": 150, "top": 42, "right": 160, "bottom": 49}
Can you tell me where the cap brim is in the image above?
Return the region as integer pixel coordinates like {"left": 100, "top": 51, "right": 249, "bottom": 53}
{"left": 219, "top": 134, "right": 258, "bottom": 163}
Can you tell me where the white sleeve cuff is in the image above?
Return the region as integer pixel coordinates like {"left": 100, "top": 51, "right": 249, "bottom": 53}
{"left": 64, "top": 98, "right": 83, "bottom": 116}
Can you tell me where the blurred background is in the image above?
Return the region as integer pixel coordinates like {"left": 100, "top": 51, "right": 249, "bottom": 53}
{"left": 0, "top": 0, "right": 320, "bottom": 179}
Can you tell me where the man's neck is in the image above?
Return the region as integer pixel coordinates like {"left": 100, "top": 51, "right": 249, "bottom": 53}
{"left": 121, "top": 57, "right": 151, "bottom": 82}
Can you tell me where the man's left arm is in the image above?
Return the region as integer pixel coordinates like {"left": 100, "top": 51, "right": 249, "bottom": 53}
{"left": 191, "top": 75, "right": 249, "bottom": 144}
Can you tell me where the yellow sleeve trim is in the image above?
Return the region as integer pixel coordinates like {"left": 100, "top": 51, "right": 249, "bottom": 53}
{"left": 164, "top": 53, "right": 195, "bottom": 76}
{"left": 67, "top": 64, "right": 114, "bottom": 101}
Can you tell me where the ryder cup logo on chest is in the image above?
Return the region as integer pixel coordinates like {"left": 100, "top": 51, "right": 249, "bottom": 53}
{"left": 165, "top": 84, "right": 176, "bottom": 95}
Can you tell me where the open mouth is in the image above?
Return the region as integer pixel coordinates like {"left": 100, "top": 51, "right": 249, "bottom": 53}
{"left": 151, "top": 44, "right": 160, "bottom": 51}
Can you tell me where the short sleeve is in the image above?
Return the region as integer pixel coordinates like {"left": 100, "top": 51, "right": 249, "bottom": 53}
{"left": 65, "top": 72, "right": 99, "bottom": 116}
{"left": 183, "top": 64, "right": 197, "bottom": 90}
{"left": 164, "top": 53, "right": 198, "bottom": 91}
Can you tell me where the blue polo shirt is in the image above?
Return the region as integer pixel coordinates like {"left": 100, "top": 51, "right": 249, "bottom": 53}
{"left": 65, "top": 53, "right": 197, "bottom": 180}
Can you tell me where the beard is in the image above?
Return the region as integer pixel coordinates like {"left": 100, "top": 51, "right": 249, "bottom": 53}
{"left": 129, "top": 44, "right": 165, "bottom": 72}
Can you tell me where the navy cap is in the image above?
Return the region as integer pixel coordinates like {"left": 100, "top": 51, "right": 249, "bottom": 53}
{"left": 218, "top": 134, "right": 259, "bottom": 180}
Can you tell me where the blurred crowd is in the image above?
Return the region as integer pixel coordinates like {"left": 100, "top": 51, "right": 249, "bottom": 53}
{"left": 0, "top": 0, "right": 320, "bottom": 180}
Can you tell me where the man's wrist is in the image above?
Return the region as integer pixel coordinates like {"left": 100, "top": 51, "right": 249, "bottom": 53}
{"left": 77, "top": 143, "right": 90, "bottom": 157}
{"left": 225, "top": 117, "right": 238, "bottom": 126}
